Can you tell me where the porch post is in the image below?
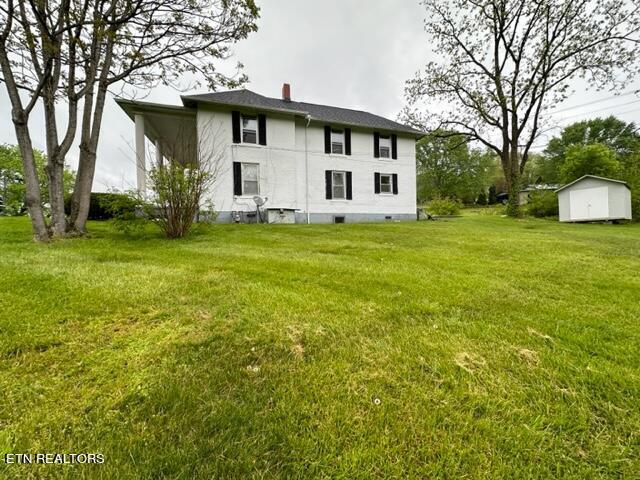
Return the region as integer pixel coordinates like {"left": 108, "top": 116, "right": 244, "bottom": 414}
{"left": 155, "top": 139, "right": 163, "bottom": 168}
{"left": 135, "top": 114, "right": 146, "bottom": 193}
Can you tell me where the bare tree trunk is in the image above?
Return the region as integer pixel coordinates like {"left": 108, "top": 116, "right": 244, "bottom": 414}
{"left": 69, "top": 83, "right": 96, "bottom": 234}
{"left": 69, "top": 44, "right": 112, "bottom": 234}
{"left": 42, "top": 91, "right": 67, "bottom": 236}
{"left": 13, "top": 111, "right": 50, "bottom": 241}
{"left": 506, "top": 133, "right": 522, "bottom": 216}
{"left": 0, "top": 32, "right": 49, "bottom": 241}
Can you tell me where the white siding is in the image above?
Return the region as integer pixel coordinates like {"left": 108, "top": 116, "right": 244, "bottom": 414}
{"left": 197, "top": 106, "right": 417, "bottom": 222}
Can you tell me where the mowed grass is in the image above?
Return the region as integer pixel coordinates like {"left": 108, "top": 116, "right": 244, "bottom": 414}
{"left": 0, "top": 215, "right": 639, "bottom": 479}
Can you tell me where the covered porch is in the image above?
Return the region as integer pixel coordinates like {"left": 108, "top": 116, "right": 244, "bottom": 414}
{"left": 116, "top": 99, "right": 197, "bottom": 194}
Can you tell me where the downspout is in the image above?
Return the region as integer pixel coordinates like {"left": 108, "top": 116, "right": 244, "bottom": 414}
{"left": 304, "top": 114, "right": 311, "bottom": 224}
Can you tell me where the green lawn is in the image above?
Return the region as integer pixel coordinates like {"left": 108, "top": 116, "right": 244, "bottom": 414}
{"left": 0, "top": 215, "right": 639, "bottom": 479}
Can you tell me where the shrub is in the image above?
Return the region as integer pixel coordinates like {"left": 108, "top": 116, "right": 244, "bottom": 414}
{"left": 526, "top": 190, "right": 558, "bottom": 218}
{"left": 427, "top": 197, "right": 462, "bottom": 216}
{"left": 64, "top": 192, "right": 138, "bottom": 220}
{"left": 99, "top": 191, "right": 149, "bottom": 235}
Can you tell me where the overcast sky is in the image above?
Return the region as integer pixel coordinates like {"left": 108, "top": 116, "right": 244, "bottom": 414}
{"left": 1, "top": 0, "right": 640, "bottom": 191}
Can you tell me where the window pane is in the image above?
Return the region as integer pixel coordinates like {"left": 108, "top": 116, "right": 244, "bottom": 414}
{"left": 333, "top": 185, "right": 345, "bottom": 199}
{"left": 243, "top": 180, "right": 259, "bottom": 195}
{"left": 243, "top": 131, "right": 257, "bottom": 143}
{"left": 332, "top": 143, "right": 343, "bottom": 154}
{"left": 242, "top": 116, "right": 257, "bottom": 130}
{"left": 242, "top": 163, "right": 258, "bottom": 181}
{"left": 332, "top": 171, "right": 344, "bottom": 186}
{"left": 379, "top": 147, "right": 390, "bottom": 158}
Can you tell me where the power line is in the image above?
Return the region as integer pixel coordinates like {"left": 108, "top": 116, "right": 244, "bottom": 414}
{"left": 549, "top": 90, "right": 640, "bottom": 115}
{"left": 527, "top": 107, "right": 640, "bottom": 150}
{"left": 552, "top": 99, "right": 640, "bottom": 121}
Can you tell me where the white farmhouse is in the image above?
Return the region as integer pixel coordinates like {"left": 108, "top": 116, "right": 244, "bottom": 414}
{"left": 116, "top": 84, "right": 423, "bottom": 223}
{"left": 556, "top": 175, "right": 632, "bottom": 222}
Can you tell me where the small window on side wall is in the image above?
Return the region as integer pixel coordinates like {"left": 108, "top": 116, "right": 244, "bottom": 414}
{"left": 379, "top": 136, "right": 391, "bottom": 158}
{"left": 379, "top": 174, "right": 392, "bottom": 193}
{"left": 331, "top": 129, "right": 344, "bottom": 154}
{"left": 332, "top": 171, "right": 346, "bottom": 199}
{"left": 242, "top": 115, "right": 258, "bottom": 144}
{"left": 241, "top": 163, "right": 259, "bottom": 195}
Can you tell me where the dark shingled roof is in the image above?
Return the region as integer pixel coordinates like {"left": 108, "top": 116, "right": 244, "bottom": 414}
{"left": 181, "top": 89, "right": 423, "bottom": 136}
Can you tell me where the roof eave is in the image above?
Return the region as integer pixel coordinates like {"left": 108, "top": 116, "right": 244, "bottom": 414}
{"left": 181, "top": 95, "right": 424, "bottom": 136}
{"left": 180, "top": 95, "right": 308, "bottom": 116}
{"left": 115, "top": 98, "right": 196, "bottom": 120}
{"left": 555, "top": 174, "right": 630, "bottom": 192}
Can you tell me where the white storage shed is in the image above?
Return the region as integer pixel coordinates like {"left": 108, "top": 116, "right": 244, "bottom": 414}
{"left": 556, "top": 175, "right": 632, "bottom": 222}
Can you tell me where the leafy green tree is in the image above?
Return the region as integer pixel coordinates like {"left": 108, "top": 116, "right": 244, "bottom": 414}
{"left": 0, "top": 144, "right": 74, "bottom": 216}
{"left": 541, "top": 117, "right": 640, "bottom": 182}
{"left": 416, "top": 132, "right": 496, "bottom": 204}
{"left": 559, "top": 144, "right": 620, "bottom": 183}
{"left": 404, "top": 0, "right": 640, "bottom": 217}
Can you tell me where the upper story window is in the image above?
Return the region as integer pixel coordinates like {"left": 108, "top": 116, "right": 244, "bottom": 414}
{"left": 374, "top": 132, "right": 397, "bottom": 159}
{"left": 242, "top": 115, "right": 258, "bottom": 144}
{"left": 241, "top": 163, "right": 259, "bottom": 195}
{"left": 379, "top": 174, "right": 392, "bottom": 193}
{"left": 379, "top": 136, "right": 391, "bottom": 158}
{"left": 332, "top": 171, "right": 346, "bottom": 199}
{"left": 331, "top": 129, "right": 344, "bottom": 154}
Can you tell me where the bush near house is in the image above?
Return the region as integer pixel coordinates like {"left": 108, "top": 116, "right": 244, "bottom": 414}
{"left": 526, "top": 190, "right": 559, "bottom": 218}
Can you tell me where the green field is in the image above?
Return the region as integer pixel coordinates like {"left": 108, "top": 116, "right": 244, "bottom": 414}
{"left": 1, "top": 215, "right": 639, "bottom": 478}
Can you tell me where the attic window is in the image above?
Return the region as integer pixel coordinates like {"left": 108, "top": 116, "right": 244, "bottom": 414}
{"left": 379, "top": 135, "right": 391, "bottom": 158}
{"left": 242, "top": 115, "right": 257, "bottom": 144}
{"left": 331, "top": 129, "right": 344, "bottom": 154}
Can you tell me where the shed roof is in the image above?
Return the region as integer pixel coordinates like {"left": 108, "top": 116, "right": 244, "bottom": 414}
{"left": 181, "top": 89, "right": 424, "bottom": 136}
{"left": 555, "top": 175, "right": 630, "bottom": 193}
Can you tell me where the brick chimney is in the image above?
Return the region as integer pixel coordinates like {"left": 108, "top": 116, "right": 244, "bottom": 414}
{"left": 282, "top": 83, "right": 291, "bottom": 102}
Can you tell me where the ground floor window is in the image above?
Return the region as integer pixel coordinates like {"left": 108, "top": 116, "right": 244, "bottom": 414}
{"left": 332, "top": 171, "right": 346, "bottom": 199}
{"left": 241, "top": 163, "right": 259, "bottom": 195}
{"left": 379, "top": 174, "right": 392, "bottom": 193}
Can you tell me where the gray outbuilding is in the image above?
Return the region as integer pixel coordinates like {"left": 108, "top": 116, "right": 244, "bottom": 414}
{"left": 556, "top": 175, "right": 632, "bottom": 222}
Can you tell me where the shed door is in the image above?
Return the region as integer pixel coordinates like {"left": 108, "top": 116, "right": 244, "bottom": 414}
{"left": 569, "top": 186, "right": 609, "bottom": 220}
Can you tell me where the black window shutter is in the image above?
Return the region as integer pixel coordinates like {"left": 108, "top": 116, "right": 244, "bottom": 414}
{"left": 346, "top": 171, "right": 353, "bottom": 200}
{"left": 233, "top": 162, "right": 242, "bottom": 195}
{"left": 324, "top": 126, "right": 331, "bottom": 154}
{"left": 391, "top": 134, "right": 398, "bottom": 159}
{"left": 374, "top": 172, "right": 380, "bottom": 194}
{"left": 345, "top": 128, "right": 351, "bottom": 155}
{"left": 232, "top": 111, "right": 241, "bottom": 143}
{"left": 325, "top": 170, "right": 332, "bottom": 199}
{"left": 258, "top": 114, "right": 267, "bottom": 145}
{"left": 392, "top": 173, "right": 398, "bottom": 194}
{"left": 373, "top": 132, "right": 380, "bottom": 158}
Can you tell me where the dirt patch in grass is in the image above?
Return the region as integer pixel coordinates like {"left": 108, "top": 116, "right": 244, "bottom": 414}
{"left": 517, "top": 348, "right": 539, "bottom": 367}
{"left": 454, "top": 352, "right": 486, "bottom": 373}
